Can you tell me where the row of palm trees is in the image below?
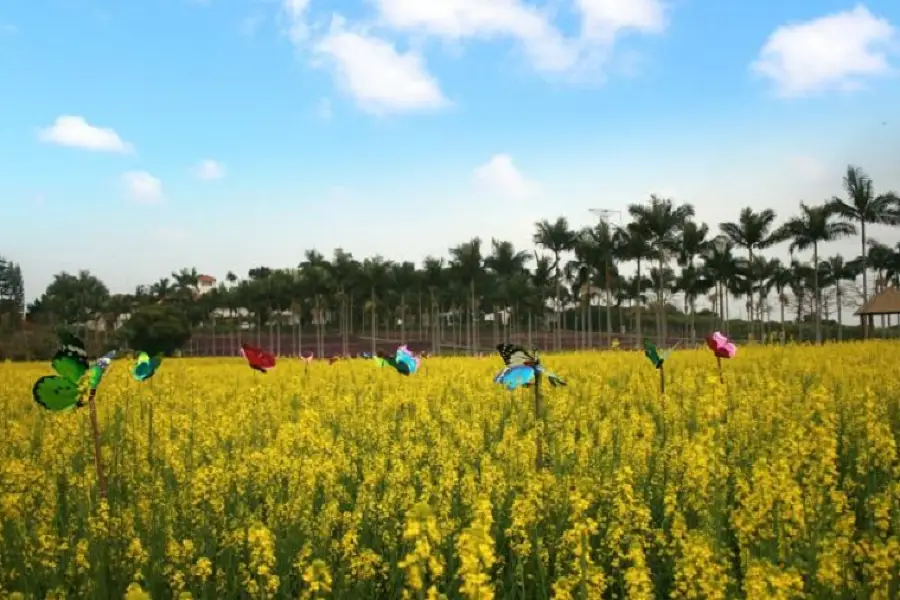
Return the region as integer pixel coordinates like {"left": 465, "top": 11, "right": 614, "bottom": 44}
{"left": 25, "top": 165, "right": 900, "bottom": 355}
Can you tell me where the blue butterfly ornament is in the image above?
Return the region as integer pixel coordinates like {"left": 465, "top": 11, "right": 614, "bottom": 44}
{"left": 493, "top": 344, "right": 566, "bottom": 391}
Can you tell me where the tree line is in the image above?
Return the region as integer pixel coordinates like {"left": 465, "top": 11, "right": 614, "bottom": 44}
{"left": 3, "top": 165, "right": 899, "bottom": 360}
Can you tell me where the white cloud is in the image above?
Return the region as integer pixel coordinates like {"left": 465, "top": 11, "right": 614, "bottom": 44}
{"left": 375, "top": 0, "right": 578, "bottom": 71}
{"left": 194, "top": 159, "right": 225, "bottom": 180}
{"left": 751, "top": 5, "right": 896, "bottom": 97}
{"left": 575, "top": 0, "right": 666, "bottom": 41}
{"left": 374, "top": 0, "right": 666, "bottom": 73}
{"left": 313, "top": 16, "right": 448, "bottom": 114}
{"left": 122, "top": 171, "right": 162, "bottom": 203}
{"left": 38, "top": 115, "right": 133, "bottom": 153}
{"left": 473, "top": 154, "right": 540, "bottom": 199}
{"left": 282, "top": 0, "right": 311, "bottom": 43}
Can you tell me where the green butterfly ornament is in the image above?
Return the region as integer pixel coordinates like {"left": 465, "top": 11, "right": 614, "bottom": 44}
{"left": 32, "top": 336, "right": 116, "bottom": 412}
{"left": 643, "top": 339, "right": 679, "bottom": 369}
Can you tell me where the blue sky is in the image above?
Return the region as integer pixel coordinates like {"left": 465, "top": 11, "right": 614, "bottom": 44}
{"left": 1, "top": 0, "right": 899, "bottom": 303}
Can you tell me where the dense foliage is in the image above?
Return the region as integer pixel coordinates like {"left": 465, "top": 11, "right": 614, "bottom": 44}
{"left": 3, "top": 165, "right": 900, "bottom": 359}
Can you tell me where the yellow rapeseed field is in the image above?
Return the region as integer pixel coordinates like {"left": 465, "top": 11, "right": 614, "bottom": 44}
{"left": 1, "top": 342, "right": 899, "bottom": 599}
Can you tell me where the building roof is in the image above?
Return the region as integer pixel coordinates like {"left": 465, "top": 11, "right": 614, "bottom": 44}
{"left": 198, "top": 274, "right": 216, "bottom": 284}
{"left": 855, "top": 287, "right": 900, "bottom": 316}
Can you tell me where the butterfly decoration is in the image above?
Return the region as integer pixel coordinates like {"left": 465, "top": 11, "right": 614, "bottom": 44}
{"left": 32, "top": 335, "right": 116, "bottom": 411}
{"left": 132, "top": 351, "right": 163, "bottom": 382}
{"left": 706, "top": 331, "right": 736, "bottom": 383}
{"left": 643, "top": 339, "right": 680, "bottom": 369}
{"left": 300, "top": 352, "right": 314, "bottom": 364}
{"left": 240, "top": 343, "right": 276, "bottom": 373}
{"left": 329, "top": 356, "right": 341, "bottom": 365}
{"left": 706, "top": 331, "right": 737, "bottom": 359}
{"left": 493, "top": 343, "right": 566, "bottom": 391}
{"left": 374, "top": 345, "right": 420, "bottom": 376}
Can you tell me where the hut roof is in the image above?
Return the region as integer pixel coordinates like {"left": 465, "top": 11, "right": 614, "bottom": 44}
{"left": 855, "top": 287, "right": 900, "bottom": 316}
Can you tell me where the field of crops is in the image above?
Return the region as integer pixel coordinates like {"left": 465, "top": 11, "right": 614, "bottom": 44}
{"left": 1, "top": 343, "right": 899, "bottom": 599}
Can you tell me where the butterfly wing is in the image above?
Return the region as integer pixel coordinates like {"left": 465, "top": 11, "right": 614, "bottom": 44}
{"left": 642, "top": 340, "right": 662, "bottom": 368}
{"left": 395, "top": 347, "right": 418, "bottom": 375}
{"left": 544, "top": 371, "right": 567, "bottom": 387}
{"left": 58, "top": 332, "right": 88, "bottom": 359}
{"left": 241, "top": 344, "right": 275, "bottom": 373}
{"left": 495, "top": 365, "right": 535, "bottom": 390}
{"left": 496, "top": 343, "right": 536, "bottom": 367}
{"left": 32, "top": 375, "right": 83, "bottom": 411}
{"left": 133, "top": 352, "right": 160, "bottom": 382}
{"left": 51, "top": 350, "right": 90, "bottom": 384}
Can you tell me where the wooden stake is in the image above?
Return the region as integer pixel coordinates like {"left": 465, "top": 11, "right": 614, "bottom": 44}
{"left": 533, "top": 368, "right": 544, "bottom": 471}
{"left": 659, "top": 364, "right": 666, "bottom": 395}
{"left": 86, "top": 389, "right": 108, "bottom": 499}
{"left": 717, "top": 356, "right": 723, "bottom": 383}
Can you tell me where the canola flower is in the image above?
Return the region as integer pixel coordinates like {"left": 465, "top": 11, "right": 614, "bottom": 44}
{"left": 0, "top": 342, "right": 898, "bottom": 598}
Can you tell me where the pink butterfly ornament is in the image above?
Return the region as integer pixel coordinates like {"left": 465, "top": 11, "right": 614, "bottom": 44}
{"left": 706, "top": 331, "right": 737, "bottom": 359}
{"left": 706, "top": 331, "right": 737, "bottom": 383}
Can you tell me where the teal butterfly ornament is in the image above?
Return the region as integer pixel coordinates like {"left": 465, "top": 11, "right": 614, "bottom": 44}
{"left": 32, "top": 335, "right": 116, "bottom": 411}
{"left": 132, "top": 351, "right": 163, "bottom": 382}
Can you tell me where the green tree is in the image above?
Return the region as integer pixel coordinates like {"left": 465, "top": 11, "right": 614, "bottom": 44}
{"left": 774, "top": 202, "right": 856, "bottom": 343}
{"left": 719, "top": 207, "right": 779, "bottom": 336}
{"left": 120, "top": 304, "right": 192, "bottom": 356}
{"left": 827, "top": 165, "right": 900, "bottom": 336}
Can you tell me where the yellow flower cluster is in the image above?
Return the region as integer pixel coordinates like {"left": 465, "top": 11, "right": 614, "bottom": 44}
{"left": 0, "top": 341, "right": 898, "bottom": 598}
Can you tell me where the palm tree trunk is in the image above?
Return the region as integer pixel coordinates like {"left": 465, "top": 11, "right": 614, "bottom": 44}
{"left": 605, "top": 285, "right": 612, "bottom": 348}
{"left": 861, "top": 221, "right": 868, "bottom": 339}
{"left": 635, "top": 260, "right": 643, "bottom": 347}
{"left": 813, "top": 243, "right": 821, "bottom": 344}
{"left": 748, "top": 248, "right": 754, "bottom": 338}
{"left": 780, "top": 296, "right": 786, "bottom": 343}
{"left": 555, "top": 270, "right": 562, "bottom": 351}
{"left": 370, "top": 287, "right": 376, "bottom": 356}
{"left": 836, "top": 286, "right": 843, "bottom": 341}
{"left": 469, "top": 279, "right": 476, "bottom": 355}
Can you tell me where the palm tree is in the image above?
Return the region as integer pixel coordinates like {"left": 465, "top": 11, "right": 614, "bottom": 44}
{"left": 360, "top": 256, "right": 392, "bottom": 355}
{"left": 719, "top": 207, "right": 780, "bottom": 337}
{"left": 702, "top": 236, "right": 739, "bottom": 331}
{"left": 393, "top": 261, "right": 418, "bottom": 344}
{"left": 298, "top": 251, "right": 331, "bottom": 356}
{"left": 485, "top": 239, "right": 529, "bottom": 344}
{"left": 819, "top": 255, "right": 860, "bottom": 340}
{"left": 674, "top": 264, "right": 712, "bottom": 343}
{"left": 628, "top": 195, "right": 695, "bottom": 344}
{"left": 615, "top": 223, "right": 654, "bottom": 346}
{"left": 328, "top": 249, "right": 358, "bottom": 356}
{"left": 566, "top": 234, "right": 597, "bottom": 349}
{"left": 533, "top": 217, "right": 576, "bottom": 350}
{"left": 422, "top": 256, "right": 446, "bottom": 353}
{"left": 529, "top": 254, "right": 554, "bottom": 349}
{"left": 827, "top": 165, "right": 900, "bottom": 337}
{"left": 449, "top": 238, "right": 484, "bottom": 354}
{"left": 766, "top": 259, "right": 793, "bottom": 342}
{"left": 171, "top": 267, "right": 201, "bottom": 300}
{"left": 580, "top": 221, "right": 618, "bottom": 346}
{"left": 774, "top": 202, "right": 857, "bottom": 343}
